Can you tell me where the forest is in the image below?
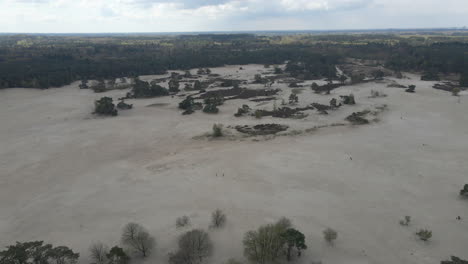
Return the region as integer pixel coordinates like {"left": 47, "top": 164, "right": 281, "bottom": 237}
{"left": 0, "top": 32, "right": 467, "bottom": 89}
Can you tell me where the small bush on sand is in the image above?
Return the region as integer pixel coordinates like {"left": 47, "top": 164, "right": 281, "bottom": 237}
{"left": 323, "top": 228, "right": 338, "bottom": 245}
{"left": 406, "top": 85, "right": 416, "bottom": 93}
{"left": 459, "top": 184, "right": 468, "bottom": 197}
{"left": 212, "top": 124, "right": 223, "bottom": 137}
{"left": 121, "top": 223, "right": 155, "bottom": 258}
{"left": 452, "top": 87, "right": 461, "bottom": 96}
{"left": 95, "top": 97, "right": 118, "bottom": 116}
{"left": 176, "top": 216, "right": 190, "bottom": 228}
{"left": 416, "top": 229, "right": 432, "bottom": 241}
{"left": 210, "top": 209, "right": 226, "bottom": 229}
{"left": 399, "top": 216, "right": 411, "bottom": 226}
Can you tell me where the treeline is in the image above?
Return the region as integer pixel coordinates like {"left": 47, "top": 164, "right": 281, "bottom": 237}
{"left": 0, "top": 34, "right": 467, "bottom": 89}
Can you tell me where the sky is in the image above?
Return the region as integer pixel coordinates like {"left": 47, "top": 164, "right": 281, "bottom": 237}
{"left": 0, "top": 0, "right": 467, "bottom": 33}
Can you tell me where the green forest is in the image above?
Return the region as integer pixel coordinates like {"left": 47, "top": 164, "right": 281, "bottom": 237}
{"left": 0, "top": 32, "right": 467, "bottom": 89}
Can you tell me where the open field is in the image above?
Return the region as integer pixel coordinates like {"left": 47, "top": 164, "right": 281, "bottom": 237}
{"left": 1, "top": 64, "right": 468, "bottom": 264}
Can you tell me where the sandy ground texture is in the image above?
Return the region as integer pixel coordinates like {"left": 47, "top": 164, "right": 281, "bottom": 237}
{"left": 1, "top": 65, "right": 468, "bottom": 264}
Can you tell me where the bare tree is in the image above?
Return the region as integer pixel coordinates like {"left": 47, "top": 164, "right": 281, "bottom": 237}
{"left": 89, "top": 242, "right": 108, "bottom": 264}
{"left": 169, "top": 229, "right": 213, "bottom": 264}
{"left": 210, "top": 209, "right": 226, "bottom": 229}
{"left": 121, "top": 222, "right": 155, "bottom": 258}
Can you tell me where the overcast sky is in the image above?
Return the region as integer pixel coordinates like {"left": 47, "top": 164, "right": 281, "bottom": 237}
{"left": 1, "top": 0, "right": 467, "bottom": 33}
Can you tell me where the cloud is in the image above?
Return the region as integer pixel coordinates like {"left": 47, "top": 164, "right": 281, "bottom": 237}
{"left": 0, "top": 0, "right": 467, "bottom": 32}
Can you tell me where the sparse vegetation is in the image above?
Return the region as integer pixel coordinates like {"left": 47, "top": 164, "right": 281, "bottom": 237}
{"left": 416, "top": 229, "right": 432, "bottom": 241}
{"left": 323, "top": 228, "right": 338, "bottom": 245}
{"left": 406, "top": 85, "right": 416, "bottom": 93}
{"left": 441, "top": 256, "right": 468, "bottom": 264}
{"left": 399, "top": 216, "right": 411, "bottom": 226}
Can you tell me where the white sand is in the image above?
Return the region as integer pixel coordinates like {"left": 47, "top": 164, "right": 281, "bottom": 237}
{"left": 1, "top": 65, "right": 467, "bottom": 264}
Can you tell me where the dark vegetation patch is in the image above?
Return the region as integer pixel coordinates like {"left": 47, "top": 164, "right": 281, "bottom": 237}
{"left": 255, "top": 106, "right": 315, "bottom": 118}
{"left": 433, "top": 82, "right": 462, "bottom": 92}
{"left": 116, "top": 99, "right": 133, "bottom": 110}
{"left": 197, "top": 87, "right": 280, "bottom": 100}
{"left": 346, "top": 111, "right": 370, "bottom": 125}
{"left": 94, "top": 97, "right": 118, "bottom": 116}
{"left": 235, "top": 124, "right": 289, "bottom": 135}
{"left": 250, "top": 97, "right": 277, "bottom": 102}
{"left": 441, "top": 256, "right": 468, "bottom": 264}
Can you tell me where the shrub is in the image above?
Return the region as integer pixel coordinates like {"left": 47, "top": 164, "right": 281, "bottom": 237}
{"left": 116, "top": 100, "right": 133, "bottom": 110}
{"left": 460, "top": 184, "right": 468, "bottom": 197}
{"left": 106, "top": 246, "right": 129, "bottom": 264}
{"left": 416, "top": 229, "right": 432, "bottom": 241}
{"left": 212, "top": 124, "right": 223, "bottom": 137}
{"left": 406, "top": 85, "right": 416, "bottom": 93}
{"left": 340, "top": 94, "right": 355, "bottom": 105}
{"left": 452, "top": 87, "right": 461, "bottom": 96}
{"left": 210, "top": 209, "right": 226, "bottom": 229}
{"left": 121, "top": 223, "right": 155, "bottom": 258}
{"left": 288, "top": 93, "right": 298, "bottom": 104}
{"left": 274, "top": 67, "right": 283, "bottom": 74}
{"left": 176, "top": 216, "right": 190, "bottom": 228}
{"left": 323, "top": 228, "right": 338, "bottom": 245}
{"left": 89, "top": 242, "right": 108, "bottom": 264}
{"left": 169, "top": 79, "right": 180, "bottom": 93}
{"left": 169, "top": 229, "right": 213, "bottom": 264}
{"left": 399, "top": 216, "right": 411, "bottom": 226}
{"left": 203, "top": 103, "right": 219, "bottom": 114}
{"left": 94, "top": 97, "right": 118, "bottom": 116}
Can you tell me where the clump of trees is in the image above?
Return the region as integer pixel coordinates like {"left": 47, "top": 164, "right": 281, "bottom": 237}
{"left": 323, "top": 228, "right": 338, "bottom": 245}
{"left": 243, "top": 217, "right": 306, "bottom": 263}
{"left": 130, "top": 78, "right": 169, "bottom": 98}
{"left": 89, "top": 242, "right": 108, "bottom": 264}
{"left": 415, "top": 229, "right": 432, "bottom": 241}
{"left": 107, "top": 246, "right": 129, "bottom": 264}
{"left": 169, "top": 229, "right": 213, "bottom": 264}
{"left": 210, "top": 209, "right": 226, "bottom": 229}
{"left": 288, "top": 93, "right": 298, "bottom": 104}
{"left": 121, "top": 223, "right": 155, "bottom": 258}
{"left": 169, "top": 78, "right": 180, "bottom": 93}
{"left": 95, "top": 97, "right": 118, "bottom": 116}
{"left": 0, "top": 241, "right": 79, "bottom": 264}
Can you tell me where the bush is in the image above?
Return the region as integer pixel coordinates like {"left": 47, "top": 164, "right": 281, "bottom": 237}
{"left": 340, "top": 94, "right": 355, "bottom": 105}
{"left": 323, "top": 228, "right": 338, "bottom": 245}
{"left": 169, "top": 229, "right": 213, "bottom": 264}
{"left": 121, "top": 223, "right": 155, "bottom": 258}
{"left": 406, "top": 85, "right": 416, "bottom": 93}
{"left": 107, "top": 246, "right": 129, "bottom": 264}
{"left": 203, "top": 103, "right": 219, "bottom": 114}
{"left": 399, "top": 216, "right": 411, "bottom": 226}
{"left": 131, "top": 78, "right": 169, "bottom": 98}
{"left": 176, "top": 216, "right": 190, "bottom": 228}
{"left": 460, "top": 184, "right": 468, "bottom": 197}
{"left": 169, "top": 79, "right": 180, "bottom": 93}
{"left": 116, "top": 99, "right": 133, "bottom": 110}
{"left": 89, "top": 242, "right": 108, "bottom": 264}
{"left": 210, "top": 209, "right": 226, "bottom": 229}
{"left": 288, "top": 93, "right": 298, "bottom": 104}
{"left": 416, "top": 229, "right": 432, "bottom": 241}
{"left": 274, "top": 67, "right": 283, "bottom": 74}
{"left": 95, "top": 97, "right": 118, "bottom": 116}
{"left": 452, "top": 87, "right": 461, "bottom": 96}
{"left": 212, "top": 124, "right": 223, "bottom": 137}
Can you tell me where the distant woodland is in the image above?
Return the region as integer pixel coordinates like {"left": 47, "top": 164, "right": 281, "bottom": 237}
{"left": 0, "top": 32, "right": 467, "bottom": 88}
